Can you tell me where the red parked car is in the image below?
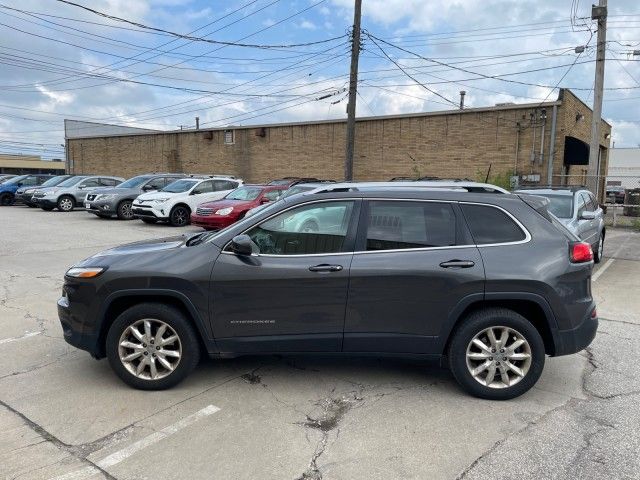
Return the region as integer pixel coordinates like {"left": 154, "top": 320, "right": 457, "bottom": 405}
{"left": 191, "top": 184, "right": 286, "bottom": 230}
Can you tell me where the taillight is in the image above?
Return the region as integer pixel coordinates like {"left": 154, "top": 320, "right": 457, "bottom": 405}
{"left": 570, "top": 242, "right": 593, "bottom": 263}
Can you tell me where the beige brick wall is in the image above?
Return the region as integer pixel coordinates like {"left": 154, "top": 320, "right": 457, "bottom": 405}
{"left": 68, "top": 90, "right": 611, "bottom": 188}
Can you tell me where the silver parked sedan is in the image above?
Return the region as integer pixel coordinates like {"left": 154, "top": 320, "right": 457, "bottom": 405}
{"left": 515, "top": 186, "right": 605, "bottom": 262}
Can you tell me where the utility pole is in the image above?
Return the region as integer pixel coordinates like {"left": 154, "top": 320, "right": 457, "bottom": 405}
{"left": 344, "top": 0, "right": 362, "bottom": 181}
{"left": 587, "top": 0, "right": 607, "bottom": 196}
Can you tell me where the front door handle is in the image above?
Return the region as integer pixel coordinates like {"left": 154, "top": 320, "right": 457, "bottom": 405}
{"left": 309, "top": 264, "right": 343, "bottom": 272}
{"left": 439, "top": 260, "right": 475, "bottom": 269}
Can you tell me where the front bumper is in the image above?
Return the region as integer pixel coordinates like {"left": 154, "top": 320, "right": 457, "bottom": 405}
{"left": 190, "top": 214, "right": 234, "bottom": 230}
{"left": 132, "top": 204, "right": 168, "bottom": 220}
{"left": 553, "top": 306, "right": 598, "bottom": 356}
{"left": 58, "top": 295, "right": 101, "bottom": 357}
{"left": 14, "top": 193, "right": 33, "bottom": 205}
{"left": 86, "top": 200, "right": 117, "bottom": 215}
{"left": 35, "top": 197, "right": 58, "bottom": 208}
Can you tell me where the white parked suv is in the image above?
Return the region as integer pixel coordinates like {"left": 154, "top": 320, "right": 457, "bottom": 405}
{"left": 132, "top": 176, "right": 242, "bottom": 226}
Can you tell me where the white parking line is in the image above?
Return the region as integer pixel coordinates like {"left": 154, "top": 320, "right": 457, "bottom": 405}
{"left": 50, "top": 404, "right": 220, "bottom": 480}
{"left": 592, "top": 258, "right": 615, "bottom": 283}
{"left": 0, "top": 331, "right": 40, "bottom": 345}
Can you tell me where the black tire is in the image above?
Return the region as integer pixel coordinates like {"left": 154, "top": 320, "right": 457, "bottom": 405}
{"left": 41, "top": 206, "right": 54, "bottom": 211}
{"left": 106, "top": 303, "right": 200, "bottom": 390}
{"left": 0, "top": 193, "right": 14, "bottom": 206}
{"left": 57, "top": 195, "right": 75, "bottom": 212}
{"left": 448, "top": 308, "right": 545, "bottom": 400}
{"left": 169, "top": 205, "right": 190, "bottom": 227}
{"left": 141, "top": 218, "right": 158, "bottom": 224}
{"left": 117, "top": 200, "right": 134, "bottom": 220}
{"left": 593, "top": 233, "right": 604, "bottom": 264}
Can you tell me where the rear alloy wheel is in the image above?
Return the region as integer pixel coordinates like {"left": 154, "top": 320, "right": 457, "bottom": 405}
{"left": 117, "top": 200, "right": 134, "bottom": 220}
{"left": 169, "top": 205, "right": 190, "bottom": 227}
{"left": 106, "top": 303, "right": 200, "bottom": 389}
{"left": 448, "top": 308, "right": 545, "bottom": 400}
{"left": 594, "top": 235, "right": 604, "bottom": 264}
{"left": 0, "top": 193, "right": 13, "bottom": 206}
{"left": 57, "top": 195, "right": 75, "bottom": 212}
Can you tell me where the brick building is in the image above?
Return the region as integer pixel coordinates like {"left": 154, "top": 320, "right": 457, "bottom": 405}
{"left": 65, "top": 89, "right": 611, "bottom": 192}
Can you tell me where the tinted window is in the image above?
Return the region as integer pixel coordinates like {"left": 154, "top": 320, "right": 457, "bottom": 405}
{"left": 226, "top": 186, "right": 262, "bottom": 200}
{"left": 162, "top": 179, "right": 198, "bottom": 193}
{"left": 100, "top": 178, "right": 117, "bottom": 186}
{"left": 214, "top": 180, "right": 238, "bottom": 191}
{"left": 246, "top": 201, "right": 354, "bottom": 255}
{"left": 192, "top": 180, "right": 213, "bottom": 194}
{"left": 81, "top": 178, "right": 101, "bottom": 188}
{"left": 119, "top": 176, "right": 153, "bottom": 188}
{"left": 366, "top": 201, "right": 456, "bottom": 251}
{"left": 585, "top": 192, "right": 598, "bottom": 211}
{"left": 58, "top": 176, "right": 85, "bottom": 187}
{"left": 461, "top": 204, "right": 526, "bottom": 244}
{"left": 20, "top": 176, "right": 38, "bottom": 186}
{"left": 145, "top": 177, "right": 166, "bottom": 190}
{"left": 263, "top": 190, "right": 282, "bottom": 201}
{"left": 40, "top": 176, "right": 69, "bottom": 187}
{"left": 537, "top": 194, "right": 573, "bottom": 218}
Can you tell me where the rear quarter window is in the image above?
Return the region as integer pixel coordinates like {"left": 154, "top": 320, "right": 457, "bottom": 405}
{"left": 461, "top": 204, "right": 526, "bottom": 244}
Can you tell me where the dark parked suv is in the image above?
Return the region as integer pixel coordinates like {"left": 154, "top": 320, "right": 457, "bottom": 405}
{"left": 58, "top": 185, "right": 597, "bottom": 400}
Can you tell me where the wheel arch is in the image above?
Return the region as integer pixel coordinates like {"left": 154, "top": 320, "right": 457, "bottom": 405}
{"left": 441, "top": 293, "right": 558, "bottom": 357}
{"left": 96, "top": 290, "right": 212, "bottom": 358}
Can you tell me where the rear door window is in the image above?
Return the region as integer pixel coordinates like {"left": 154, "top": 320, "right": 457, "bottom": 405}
{"left": 214, "top": 180, "right": 238, "bottom": 191}
{"left": 365, "top": 201, "right": 457, "bottom": 251}
{"left": 461, "top": 204, "right": 526, "bottom": 244}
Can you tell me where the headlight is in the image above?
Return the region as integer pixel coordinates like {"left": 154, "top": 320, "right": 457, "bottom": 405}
{"left": 215, "top": 207, "right": 233, "bottom": 215}
{"left": 152, "top": 198, "right": 170, "bottom": 204}
{"left": 25, "top": 188, "right": 35, "bottom": 194}
{"left": 65, "top": 267, "right": 105, "bottom": 278}
{"left": 98, "top": 194, "right": 117, "bottom": 200}
{"left": 45, "top": 189, "right": 58, "bottom": 196}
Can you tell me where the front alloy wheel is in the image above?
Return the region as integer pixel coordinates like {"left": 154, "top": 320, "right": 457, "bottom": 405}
{"left": 118, "top": 319, "right": 182, "bottom": 380}
{"left": 57, "top": 196, "right": 75, "bottom": 212}
{"left": 117, "top": 200, "right": 134, "bottom": 220}
{"left": 106, "top": 303, "right": 200, "bottom": 389}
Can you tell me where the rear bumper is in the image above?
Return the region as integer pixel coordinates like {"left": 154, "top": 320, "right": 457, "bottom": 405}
{"left": 553, "top": 307, "right": 598, "bottom": 356}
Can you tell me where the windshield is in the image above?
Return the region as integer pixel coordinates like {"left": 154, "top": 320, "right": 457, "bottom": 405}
{"left": 225, "top": 186, "right": 263, "bottom": 201}
{"left": 58, "top": 176, "right": 86, "bottom": 187}
{"left": 4, "top": 175, "right": 28, "bottom": 185}
{"left": 118, "top": 175, "right": 153, "bottom": 189}
{"left": 537, "top": 194, "right": 573, "bottom": 218}
{"left": 40, "top": 176, "right": 69, "bottom": 187}
{"left": 161, "top": 179, "right": 198, "bottom": 193}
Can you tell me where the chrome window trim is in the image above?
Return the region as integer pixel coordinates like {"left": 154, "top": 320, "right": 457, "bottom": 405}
{"left": 219, "top": 197, "right": 531, "bottom": 258}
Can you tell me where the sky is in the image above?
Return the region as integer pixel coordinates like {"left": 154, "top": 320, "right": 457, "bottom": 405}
{"left": 0, "top": 0, "right": 639, "bottom": 160}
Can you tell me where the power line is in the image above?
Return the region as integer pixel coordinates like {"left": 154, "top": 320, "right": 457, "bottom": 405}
{"left": 55, "top": 0, "right": 342, "bottom": 49}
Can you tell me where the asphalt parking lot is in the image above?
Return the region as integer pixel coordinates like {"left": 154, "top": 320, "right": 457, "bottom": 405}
{"left": 1, "top": 207, "right": 639, "bottom": 480}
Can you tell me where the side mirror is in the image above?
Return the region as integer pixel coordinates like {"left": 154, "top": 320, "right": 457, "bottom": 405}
{"left": 230, "top": 235, "right": 253, "bottom": 255}
{"left": 580, "top": 211, "right": 596, "bottom": 220}
{"left": 142, "top": 184, "right": 154, "bottom": 191}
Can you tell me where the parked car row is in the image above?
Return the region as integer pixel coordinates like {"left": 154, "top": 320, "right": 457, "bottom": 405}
{"left": 1, "top": 174, "right": 607, "bottom": 263}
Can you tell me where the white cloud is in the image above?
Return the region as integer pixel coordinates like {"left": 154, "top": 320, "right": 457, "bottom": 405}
{"left": 298, "top": 19, "right": 317, "bottom": 30}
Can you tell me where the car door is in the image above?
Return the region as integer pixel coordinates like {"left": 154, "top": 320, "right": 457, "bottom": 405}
{"left": 186, "top": 180, "right": 214, "bottom": 209}
{"left": 344, "top": 200, "right": 485, "bottom": 354}
{"left": 210, "top": 199, "right": 360, "bottom": 353}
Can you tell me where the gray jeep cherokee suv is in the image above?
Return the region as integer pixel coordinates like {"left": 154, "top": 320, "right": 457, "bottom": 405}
{"left": 85, "top": 173, "right": 186, "bottom": 220}
{"left": 58, "top": 184, "right": 598, "bottom": 400}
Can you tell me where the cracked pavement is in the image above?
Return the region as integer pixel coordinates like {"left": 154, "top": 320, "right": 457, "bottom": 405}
{"left": 1, "top": 208, "right": 639, "bottom": 479}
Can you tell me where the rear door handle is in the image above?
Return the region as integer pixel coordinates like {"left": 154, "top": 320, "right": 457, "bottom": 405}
{"left": 309, "top": 264, "right": 343, "bottom": 272}
{"left": 439, "top": 260, "right": 475, "bottom": 269}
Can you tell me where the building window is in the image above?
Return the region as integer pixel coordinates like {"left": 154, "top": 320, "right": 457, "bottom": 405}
{"left": 224, "top": 129, "right": 234, "bottom": 145}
